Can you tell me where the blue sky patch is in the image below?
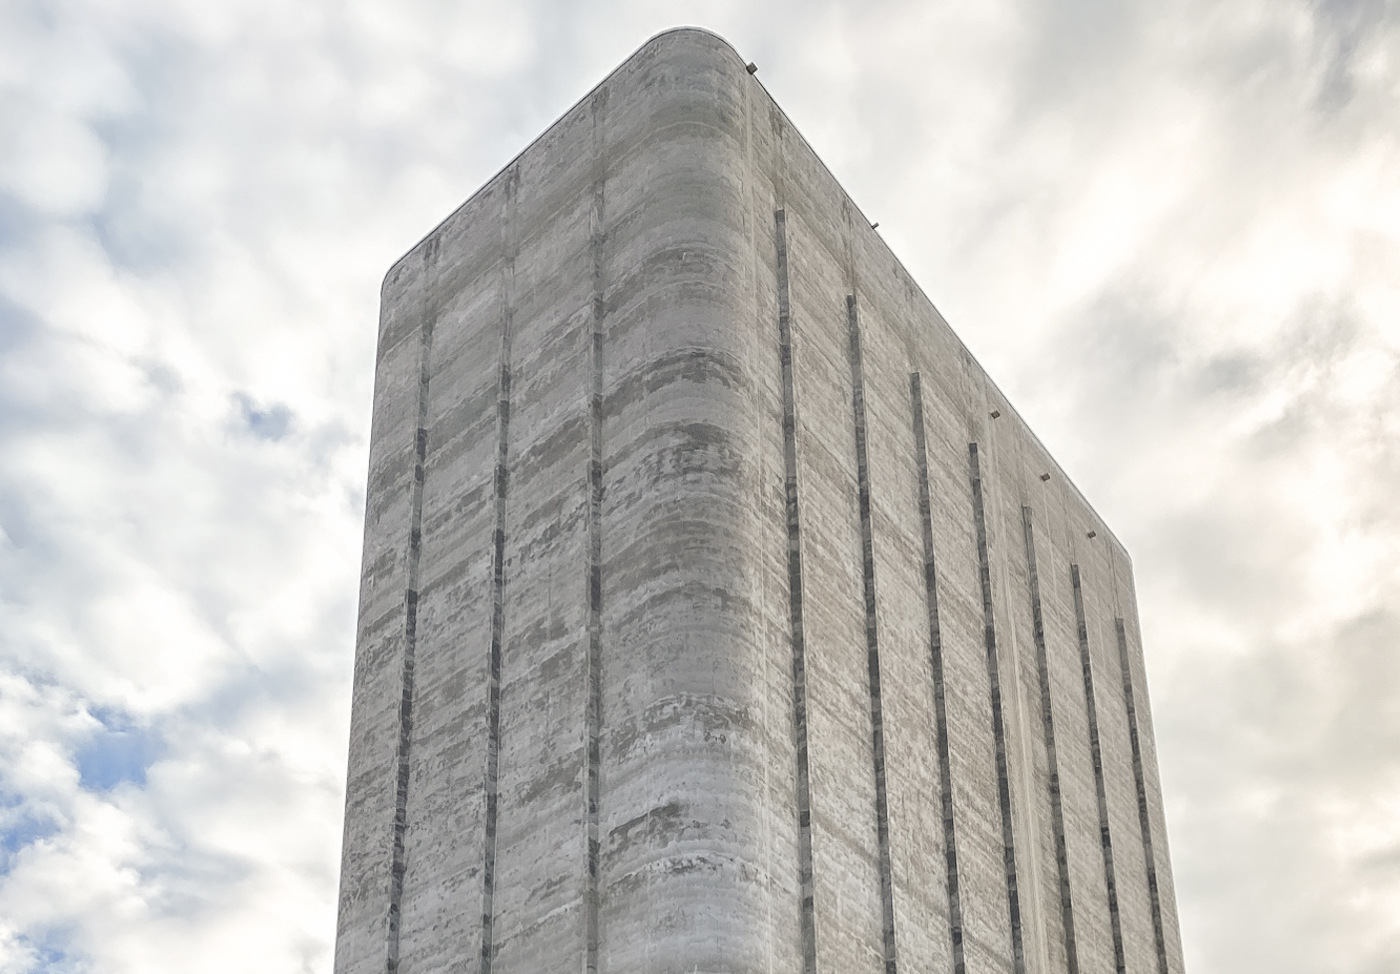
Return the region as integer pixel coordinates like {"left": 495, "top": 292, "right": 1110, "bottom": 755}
{"left": 74, "top": 710, "right": 163, "bottom": 792}
{"left": 234, "top": 392, "right": 294, "bottom": 441}
{"left": 0, "top": 801, "right": 61, "bottom": 875}
{"left": 12, "top": 936, "right": 80, "bottom": 974}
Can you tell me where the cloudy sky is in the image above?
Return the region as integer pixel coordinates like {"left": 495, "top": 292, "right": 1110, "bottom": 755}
{"left": 1, "top": 0, "right": 1397, "bottom": 971}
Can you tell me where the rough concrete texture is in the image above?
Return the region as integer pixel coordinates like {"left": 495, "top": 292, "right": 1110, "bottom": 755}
{"left": 335, "top": 27, "right": 1187, "bottom": 974}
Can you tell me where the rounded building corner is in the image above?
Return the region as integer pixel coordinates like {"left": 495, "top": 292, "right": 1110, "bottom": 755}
{"left": 615, "top": 26, "right": 755, "bottom": 112}
{"left": 639, "top": 25, "right": 746, "bottom": 64}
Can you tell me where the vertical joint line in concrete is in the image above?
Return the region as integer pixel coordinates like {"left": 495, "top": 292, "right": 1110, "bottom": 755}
{"left": 385, "top": 308, "right": 435, "bottom": 974}
{"left": 1022, "top": 508, "right": 1079, "bottom": 974}
{"left": 583, "top": 160, "right": 606, "bottom": 974}
{"left": 776, "top": 209, "right": 818, "bottom": 974}
{"left": 846, "top": 295, "right": 898, "bottom": 974}
{"left": 910, "top": 374, "right": 965, "bottom": 974}
{"left": 1071, "top": 566, "right": 1124, "bottom": 974}
{"left": 1116, "top": 617, "right": 1170, "bottom": 974}
{"left": 480, "top": 175, "right": 517, "bottom": 974}
{"left": 968, "top": 442, "right": 1025, "bottom": 974}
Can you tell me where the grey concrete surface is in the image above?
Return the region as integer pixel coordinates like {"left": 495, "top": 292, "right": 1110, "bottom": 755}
{"left": 335, "top": 27, "right": 1186, "bottom": 974}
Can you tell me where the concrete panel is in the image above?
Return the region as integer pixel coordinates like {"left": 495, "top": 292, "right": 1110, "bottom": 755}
{"left": 783, "top": 197, "right": 885, "bottom": 974}
{"left": 336, "top": 259, "right": 429, "bottom": 974}
{"left": 856, "top": 273, "right": 957, "bottom": 974}
{"left": 396, "top": 250, "right": 501, "bottom": 974}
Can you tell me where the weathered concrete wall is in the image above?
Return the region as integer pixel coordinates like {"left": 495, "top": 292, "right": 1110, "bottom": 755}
{"left": 335, "top": 26, "right": 1186, "bottom": 974}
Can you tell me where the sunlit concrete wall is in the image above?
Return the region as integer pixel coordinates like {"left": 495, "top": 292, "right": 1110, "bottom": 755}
{"left": 335, "top": 27, "right": 1185, "bottom": 974}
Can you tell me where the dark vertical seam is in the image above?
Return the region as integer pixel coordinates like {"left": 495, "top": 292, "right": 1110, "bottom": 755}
{"left": 846, "top": 295, "right": 898, "bottom": 974}
{"left": 743, "top": 78, "right": 780, "bottom": 974}
{"left": 385, "top": 261, "right": 436, "bottom": 974}
{"left": 968, "top": 442, "right": 1025, "bottom": 974}
{"left": 1116, "top": 617, "right": 1170, "bottom": 974}
{"left": 1022, "top": 508, "right": 1079, "bottom": 973}
{"left": 479, "top": 168, "right": 518, "bottom": 974}
{"left": 776, "top": 209, "right": 818, "bottom": 974}
{"left": 910, "top": 374, "right": 965, "bottom": 974}
{"left": 1071, "top": 566, "right": 1124, "bottom": 974}
{"left": 583, "top": 92, "right": 607, "bottom": 974}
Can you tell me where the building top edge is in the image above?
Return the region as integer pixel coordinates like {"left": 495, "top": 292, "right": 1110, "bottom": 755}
{"left": 378, "top": 28, "right": 1135, "bottom": 562}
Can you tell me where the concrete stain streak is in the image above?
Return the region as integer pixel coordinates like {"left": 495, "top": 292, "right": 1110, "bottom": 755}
{"left": 1116, "top": 617, "right": 1170, "bottom": 974}
{"left": 584, "top": 87, "right": 607, "bottom": 974}
{"left": 478, "top": 165, "right": 518, "bottom": 974}
{"left": 776, "top": 207, "right": 819, "bottom": 974}
{"left": 969, "top": 441, "right": 1025, "bottom": 974}
{"left": 1072, "top": 565, "right": 1125, "bottom": 974}
{"left": 910, "top": 372, "right": 966, "bottom": 974}
{"left": 845, "top": 294, "right": 898, "bottom": 974}
{"left": 385, "top": 270, "right": 436, "bottom": 974}
{"left": 1022, "top": 507, "right": 1079, "bottom": 974}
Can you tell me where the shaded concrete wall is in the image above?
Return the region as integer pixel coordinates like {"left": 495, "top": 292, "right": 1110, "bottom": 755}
{"left": 335, "top": 26, "right": 1185, "bottom": 974}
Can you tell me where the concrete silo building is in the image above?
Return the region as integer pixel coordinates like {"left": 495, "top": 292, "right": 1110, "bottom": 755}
{"left": 335, "top": 27, "right": 1186, "bottom": 974}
